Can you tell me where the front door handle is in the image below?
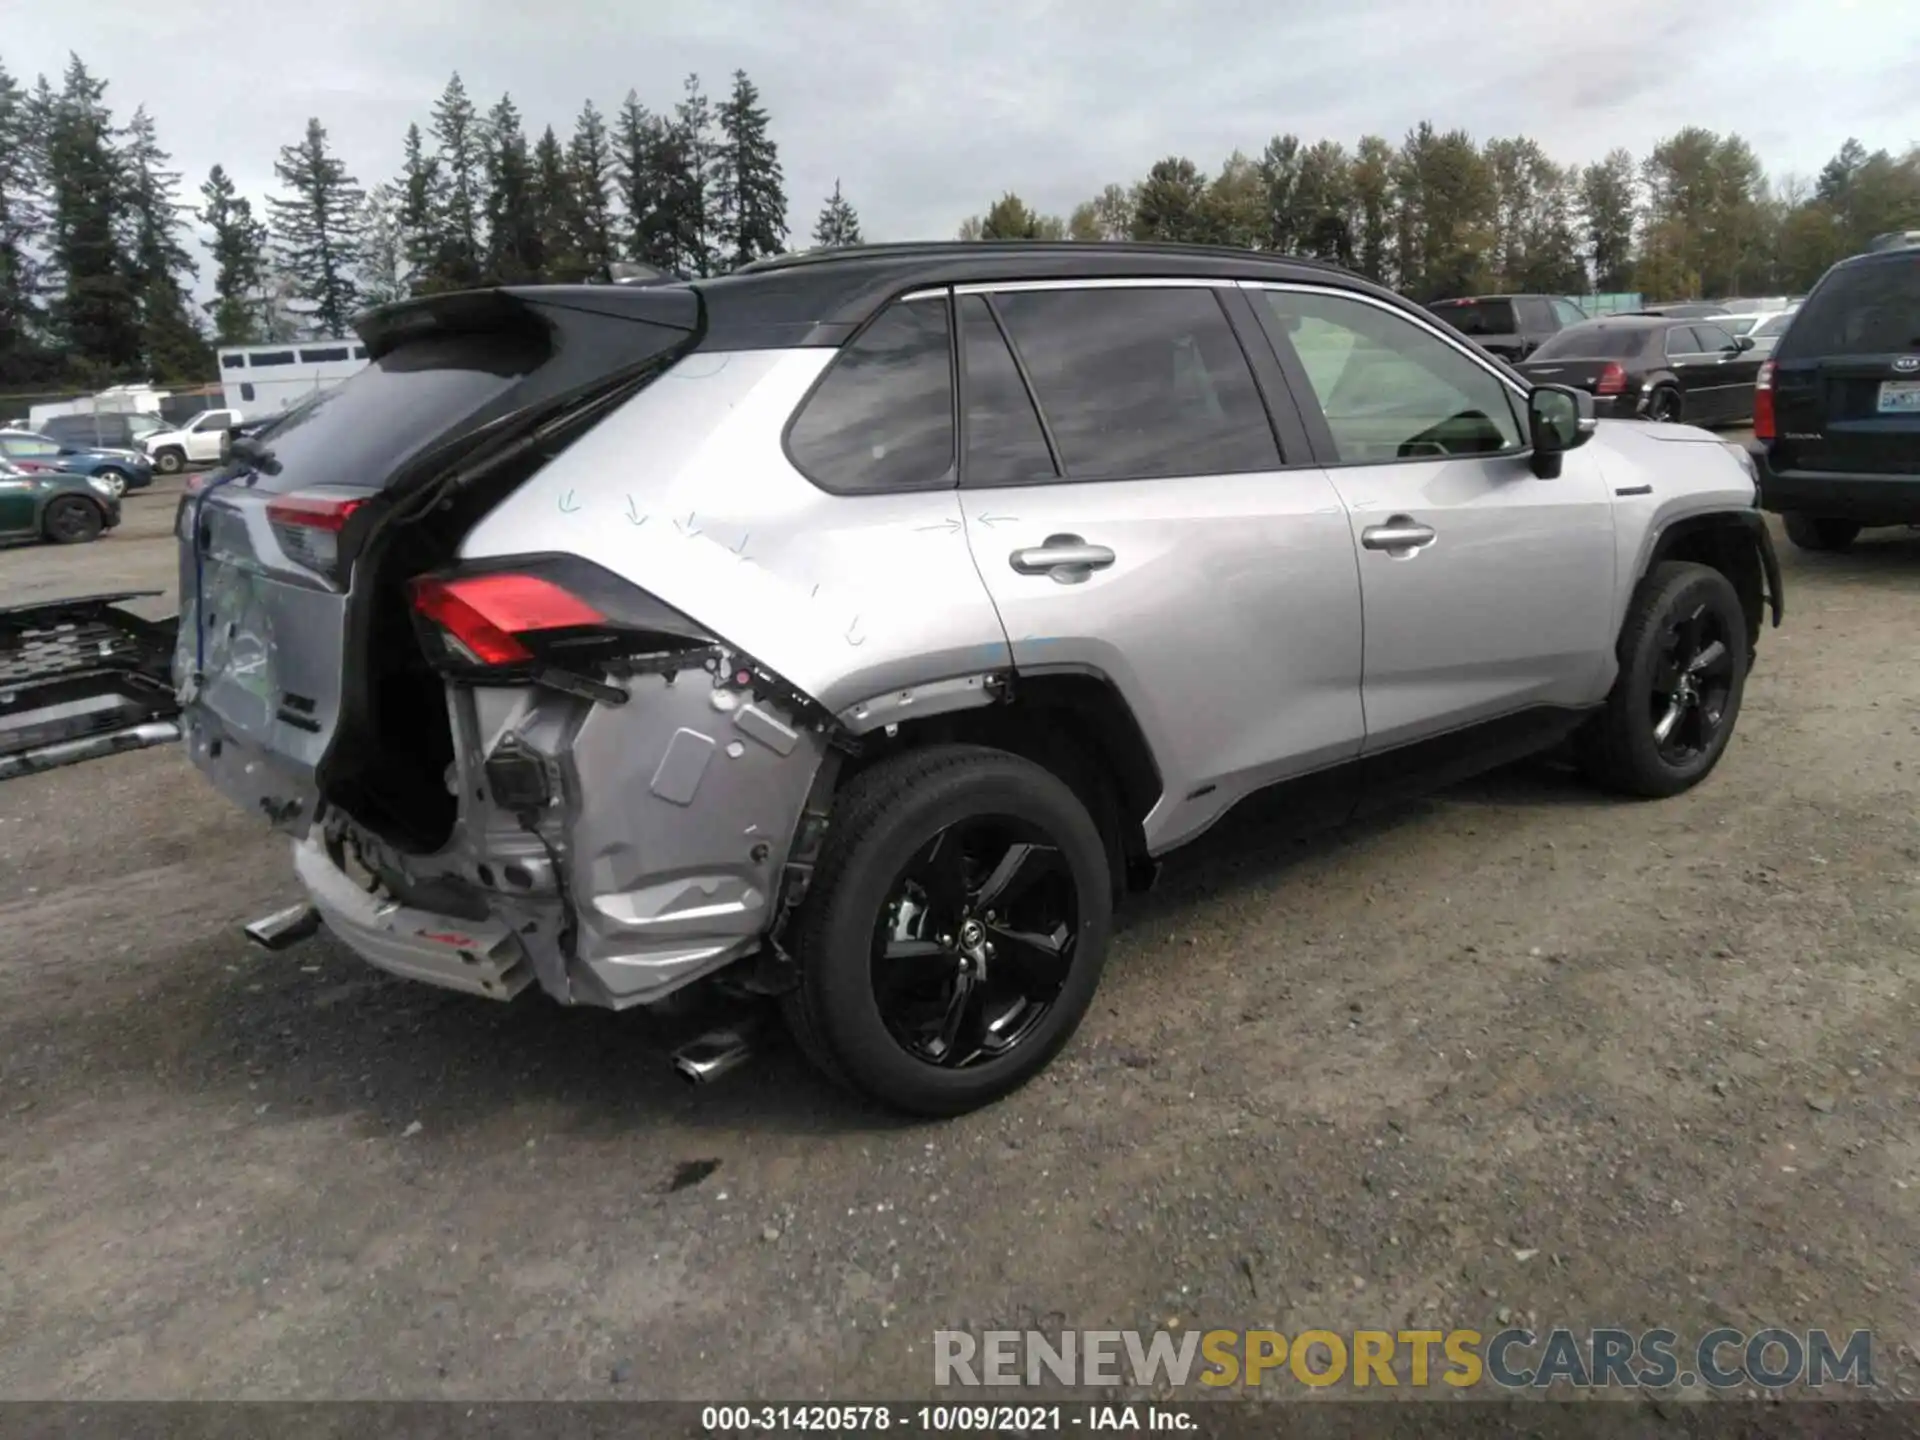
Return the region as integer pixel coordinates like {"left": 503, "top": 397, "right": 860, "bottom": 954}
{"left": 1361, "top": 516, "right": 1437, "bottom": 554}
{"left": 1009, "top": 534, "right": 1116, "bottom": 583}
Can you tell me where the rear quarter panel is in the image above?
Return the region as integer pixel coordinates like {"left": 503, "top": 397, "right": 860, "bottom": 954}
{"left": 457, "top": 349, "right": 1014, "bottom": 713}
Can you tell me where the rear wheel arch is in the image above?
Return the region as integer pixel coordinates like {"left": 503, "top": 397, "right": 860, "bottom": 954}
{"left": 831, "top": 670, "right": 1163, "bottom": 896}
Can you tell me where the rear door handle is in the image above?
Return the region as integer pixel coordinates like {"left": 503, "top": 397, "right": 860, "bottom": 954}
{"left": 1361, "top": 517, "right": 1437, "bottom": 554}
{"left": 1009, "top": 534, "right": 1115, "bottom": 583}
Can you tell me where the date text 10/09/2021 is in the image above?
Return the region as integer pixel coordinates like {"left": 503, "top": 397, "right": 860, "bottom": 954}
{"left": 702, "top": 1406, "right": 1187, "bottom": 1432}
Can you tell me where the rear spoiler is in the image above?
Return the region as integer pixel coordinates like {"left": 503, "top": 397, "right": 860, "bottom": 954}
{"left": 351, "top": 281, "right": 702, "bottom": 362}
{"left": 0, "top": 594, "right": 181, "bottom": 781}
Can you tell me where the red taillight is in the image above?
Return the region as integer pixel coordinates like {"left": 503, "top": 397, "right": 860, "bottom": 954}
{"left": 266, "top": 490, "right": 367, "bottom": 578}
{"left": 1752, "top": 360, "right": 1775, "bottom": 440}
{"left": 1595, "top": 362, "right": 1627, "bottom": 396}
{"left": 410, "top": 573, "right": 607, "bottom": 667}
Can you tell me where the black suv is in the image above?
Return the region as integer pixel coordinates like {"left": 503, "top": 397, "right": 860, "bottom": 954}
{"left": 1426, "top": 294, "right": 1589, "bottom": 361}
{"left": 1756, "top": 243, "right": 1920, "bottom": 551}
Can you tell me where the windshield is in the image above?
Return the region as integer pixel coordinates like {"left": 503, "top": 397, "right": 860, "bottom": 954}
{"left": 1720, "top": 316, "right": 1759, "bottom": 336}
{"left": 1778, "top": 257, "right": 1920, "bottom": 359}
{"left": 1428, "top": 299, "right": 1517, "bottom": 336}
{"left": 125, "top": 413, "right": 166, "bottom": 436}
{"left": 1753, "top": 314, "right": 1794, "bottom": 338}
{"left": 1529, "top": 325, "right": 1652, "bottom": 360}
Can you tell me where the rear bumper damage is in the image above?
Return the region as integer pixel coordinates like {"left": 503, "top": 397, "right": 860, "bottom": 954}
{"left": 278, "top": 662, "right": 831, "bottom": 1011}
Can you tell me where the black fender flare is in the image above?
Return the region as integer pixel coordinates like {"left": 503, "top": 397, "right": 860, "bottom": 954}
{"left": 1645, "top": 509, "right": 1785, "bottom": 630}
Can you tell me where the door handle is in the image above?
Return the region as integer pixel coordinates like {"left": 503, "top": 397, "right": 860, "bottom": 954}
{"left": 1361, "top": 516, "right": 1437, "bottom": 554}
{"left": 1009, "top": 534, "right": 1116, "bottom": 583}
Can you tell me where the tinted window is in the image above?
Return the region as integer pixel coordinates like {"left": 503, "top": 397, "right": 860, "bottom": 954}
{"left": 1695, "top": 324, "right": 1738, "bottom": 351}
{"left": 222, "top": 354, "right": 246, "bottom": 370}
{"left": 1259, "top": 289, "right": 1522, "bottom": 463}
{"left": 353, "top": 346, "right": 368, "bottom": 359}
{"left": 1665, "top": 327, "right": 1705, "bottom": 357}
{"left": 240, "top": 383, "right": 256, "bottom": 402}
{"left": 1429, "top": 299, "right": 1517, "bottom": 336}
{"left": 959, "top": 295, "right": 1054, "bottom": 486}
{"left": 992, "top": 287, "right": 1278, "bottom": 481}
{"left": 1551, "top": 299, "right": 1588, "bottom": 328}
{"left": 1778, "top": 259, "right": 1920, "bottom": 359}
{"left": 1531, "top": 325, "right": 1650, "bottom": 360}
{"left": 300, "top": 346, "right": 351, "bottom": 363}
{"left": 250, "top": 350, "right": 296, "bottom": 366}
{"left": 787, "top": 297, "right": 955, "bottom": 493}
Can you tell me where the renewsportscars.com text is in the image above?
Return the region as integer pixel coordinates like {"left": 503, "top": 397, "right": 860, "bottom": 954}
{"left": 934, "top": 1327, "right": 1876, "bottom": 1391}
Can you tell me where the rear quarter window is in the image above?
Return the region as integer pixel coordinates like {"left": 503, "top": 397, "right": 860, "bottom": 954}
{"left": 786, "top": 297, "right": 956, "bottom": 493}
{"left": 1778, "top": 259, "right": 1920, "bottom": 359}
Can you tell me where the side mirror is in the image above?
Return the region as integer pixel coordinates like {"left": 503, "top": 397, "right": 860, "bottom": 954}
{"left": 1527, "top": 384, "right": 1595, "bottom": 479}
{"left": 1735, "top": 335, "right": 1756, "bottom": 352}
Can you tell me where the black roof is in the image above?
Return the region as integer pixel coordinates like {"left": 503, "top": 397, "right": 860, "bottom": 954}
{"left": 692, "top": 240, "right": 1394, "bottom": 349}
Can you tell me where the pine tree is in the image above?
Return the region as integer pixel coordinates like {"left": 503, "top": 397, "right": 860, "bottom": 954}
{"left": 566, "top": 100, "right": 615, "bottom": 277}
{"left": 429, "top": 73, "right": 483, "bottom": 287}
{"left": 666, "top": 73, "right": 716, "bottom": 275}
{"left": 268, "top": 117, "right": 363, "bottom": 337}
{"left": 712, "top": 69, "right": 786, "bottom": 270}
{"left": 42, "top": 57, "right": 142, "bottom": 377}
{"left": 482, "top": 93, "right": 539, "bottom": 283}
{"left": 120, "top": 106, "right": 210, "bottom": 380}
{"left": 531, "top": 126, "right": 582, "bottom": 281}
{"left": 357, "top": 181, "right": 409, "bottom": 305}
{"left": 614, "top": 92, "right": 670, "bottom": 269}
{"left": 198, "top": 165, "right": 269, "bottom": 343}
{"left": 395, "top": 123, "right": 445, "bottom": 295}
{"left": 811, "top": 179, "right": 862, "bottom": 247}
{"left": 0, "top": 57, "right": 52, "bottom": 383}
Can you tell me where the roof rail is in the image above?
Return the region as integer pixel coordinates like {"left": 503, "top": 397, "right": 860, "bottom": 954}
{"left": 733, "top": 239, "right": 1363, "bottom": 281}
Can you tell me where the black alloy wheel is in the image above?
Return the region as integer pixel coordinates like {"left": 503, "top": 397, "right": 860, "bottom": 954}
{"left": 1649, "top": 600, "right": 1735, "bottom": 767}
{"left": 1645, "top": 387, "right": 1682, "bottom": 423}
{"left": 871, "top": 819, "right": 1077, "bottom": 1068}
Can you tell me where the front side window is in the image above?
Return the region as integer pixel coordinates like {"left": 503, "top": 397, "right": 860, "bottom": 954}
{"left": 1695, "top": 324, "right": 1738, "bottom": 352}
{"left": 1256, "top": 289, "right": 1523, "bottom": 463}
{"left": 787, "top": 297, "right": 954, "bottom": 493}
{"left": 1665, "top": 327, "right": 1704, "bottom": 358}
{"left": 990, "top": 286, "right": 1279, "bottom": 481}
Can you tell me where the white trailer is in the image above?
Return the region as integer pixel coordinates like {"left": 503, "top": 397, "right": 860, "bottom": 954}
{"left": 27, "top": 384, "right": 170, "bottom": 430}
{"left": 217, "top": 340, "right": 370, "bottom": 421}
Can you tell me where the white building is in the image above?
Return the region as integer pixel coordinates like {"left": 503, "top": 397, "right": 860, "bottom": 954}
{"left": 217, "top": 340, "right": 370, "bottom": 420}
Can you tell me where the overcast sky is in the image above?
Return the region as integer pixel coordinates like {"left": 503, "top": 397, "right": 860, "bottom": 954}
{"left": 8, "top": 0, "right": 1914, "bottom": 257}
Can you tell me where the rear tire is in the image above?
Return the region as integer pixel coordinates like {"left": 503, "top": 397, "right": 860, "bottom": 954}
{"left": 1782, "top": 514, "right": 1860, "bottom": 552}
{"left": 1645, "top": 385, "right": 1682, "bottom": 423}
{"left": 1579, "top": 561, "right": 1747, "bottom": 798}
{"left": 42, "top": 496, "right": 104, "bottom": 545}
{"left": 781, "top": 744, "right": 1113, "bottom": 1117}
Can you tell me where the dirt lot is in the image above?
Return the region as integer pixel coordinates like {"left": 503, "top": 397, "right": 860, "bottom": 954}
{"left": 2, "top": 459, "right": 1917, "bottom": 1401}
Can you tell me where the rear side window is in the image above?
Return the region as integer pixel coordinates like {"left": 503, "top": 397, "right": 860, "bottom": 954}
{"left": 1778, "top": 259, "right": 1920, "bottom": 359}
{"left": 222, "top": 354, "right": 246, "bottom": 370}
{"left": 991, "top": 287, "right": 1279, "bottom": 481}
{"left": 787, "top": 297, "right": 955, "bottom": 493}
{"left": 231, "top": 330, "right": 543, "bottom": 496}
{"left": 959, "top": 295, "right": 1054, "bottom": 486}
{"left": 300, "top": 346, "right": 351, "bottom": 363}
{"left": 1531, "top": 325, "right": 1648, "bottom": 360}
{"left": 1429, "top": 299, "right": 1517, "bottom": 336}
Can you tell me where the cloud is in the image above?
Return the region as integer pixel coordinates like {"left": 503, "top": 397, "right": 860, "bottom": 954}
{"left": 5, "top": 0, "right": 1911, "bottom": 252}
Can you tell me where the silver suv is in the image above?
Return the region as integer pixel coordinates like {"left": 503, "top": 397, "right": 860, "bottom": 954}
{"left": 169, "top": 243, "right": 1783, "bottom": 1116}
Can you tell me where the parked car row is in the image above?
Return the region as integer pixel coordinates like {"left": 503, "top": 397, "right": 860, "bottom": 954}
{"left": 40, "top": 407, "right": 241, "bottom": 474}
{"left": 0, "top": 457, "right": 122, "bottom": 545}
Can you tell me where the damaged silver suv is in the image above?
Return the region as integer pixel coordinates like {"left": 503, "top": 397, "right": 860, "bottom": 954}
{"left": 166, "top": 243, "right": 1782, "bottom": 1116}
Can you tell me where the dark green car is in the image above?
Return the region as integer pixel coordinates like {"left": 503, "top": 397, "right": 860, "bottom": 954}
{"left": 0, "top": 461, "right": 121, "bottom": 544}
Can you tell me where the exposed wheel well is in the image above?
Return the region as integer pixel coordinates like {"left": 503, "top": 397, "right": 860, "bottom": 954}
{"left": 1647, "top": 517, "right": 1766, "bottom": 655}
{"left": 833, "top": 672, "right": 1163, "bottom": 895}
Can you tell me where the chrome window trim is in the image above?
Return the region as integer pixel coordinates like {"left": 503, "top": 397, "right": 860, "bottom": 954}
{"left": 1236, "top": 279, "right": 1531, "bottom": 400}
{"left": 952, "top": 277, "right": 1226, "bottom": 296}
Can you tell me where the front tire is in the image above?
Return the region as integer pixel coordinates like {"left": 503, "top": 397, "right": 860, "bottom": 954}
{"left": 42, "top": 496, "right": 105, "bottom": 545}
{"left": 782, "top": 744, "right": 1113, "bottom": 1117}
{"left": 1580, "top": 561, "right": 1747, "bottom": 798}
{"left": 1782, "top": 514, "right": 1860, "bottom": 552}
{"left": 153, "top": 447, "right": 185, "bottom": 474}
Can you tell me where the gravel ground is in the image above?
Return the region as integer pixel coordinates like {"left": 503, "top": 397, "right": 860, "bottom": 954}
{"left": 2, "top": 451, "right": 1917, "bottom": 1401}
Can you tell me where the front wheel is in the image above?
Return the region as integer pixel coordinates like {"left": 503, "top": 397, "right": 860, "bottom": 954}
{"left": 93, "top": 467, "right": 128, "bottom": 498}
{"left": 42, "top": 496, "right": 105, "bottom": 545}
{"left": 1579, "top": 561, "right": 1747, "bottom": 798}
{"left": 153, "top": 447, "right": 185, "bottom": 474}
{"left": 782, "top": 744, "right": 1113, "bottom": 1116}
{"left": 1782, "top": 514, "right": 1860, "bottom": 552}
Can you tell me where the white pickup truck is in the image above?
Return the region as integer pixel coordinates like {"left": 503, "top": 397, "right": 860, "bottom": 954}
{"left": 142, "top": 408, "right": 240, "bottom": 473}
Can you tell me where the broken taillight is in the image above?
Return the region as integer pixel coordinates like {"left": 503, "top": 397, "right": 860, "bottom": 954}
{"left": 408, "top": 557, "right": 717, "bottom": 679}
{"left": 267, "top": 490, "right": 368, "bottom": 581}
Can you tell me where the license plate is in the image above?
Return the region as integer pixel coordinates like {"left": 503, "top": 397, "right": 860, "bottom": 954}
{"left": 1877, "top": 379, "right": 1920, "bottom": 413}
